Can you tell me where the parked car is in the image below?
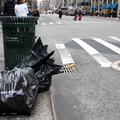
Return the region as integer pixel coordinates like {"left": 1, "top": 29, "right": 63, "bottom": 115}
{"left": 66, "top": 8, "right": 75, "bottom": 16}
{"left": 48, "top": 10, "right": 52, "bottom": 14}
{"left": 61, "top": 7, "right": 68, "bottom": 15}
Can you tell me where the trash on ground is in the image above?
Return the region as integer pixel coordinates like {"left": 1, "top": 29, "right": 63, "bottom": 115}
{"left": 0, "top": 67, "right": 39, "bottom": 115}
{"left": 0, "top": 37, "right": 63, "bottom": 115}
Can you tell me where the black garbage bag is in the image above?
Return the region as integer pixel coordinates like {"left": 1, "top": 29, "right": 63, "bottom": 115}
{"left": 0, "top": 37, "right": 63, "bottom": 115}
{"left": 0, "top": 67, "right": 39, "bottom": 115}
{"left": 17, "top": 37, "right": 55, "bottom": 73}
{"left": 36, "top": 58, "right": 63, "bottom": 93}
{"left": 17, "top": 37, "right": 63, "bottom": 93}
{"left": 32, "top": 51, "right": 55, "bottom": 73}
{"left": 32, "top": 37, "right": 44, "bottom": 52}
{"left": 17, "top": 37, "right": 47, "bottom": 68}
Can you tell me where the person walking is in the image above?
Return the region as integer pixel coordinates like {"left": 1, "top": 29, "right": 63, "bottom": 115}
{"left": 78, "top": 9, "right": 82, "bottom": 21}
{"left": 58, "top": 9, "right": 63, "bottom": 19}
{"left": 3, "top": 0, "right": 16, "bottom": 16}
{"left": 32, "top": 9, "right": 40, "bottom": 38}
{"left": 33, "top": 9, "right": 40, "bottom": 25}
{"left": 14, "top": 0, "right": 28, "bottom": 16}
{"left": 33, "top": 9, "right": 39, "bottom": 17}
{"left": 73, "top": 9, "right": 77, "bottom": 21}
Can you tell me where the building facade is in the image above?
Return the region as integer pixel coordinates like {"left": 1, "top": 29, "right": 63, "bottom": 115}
{"left": 90, "top": 0, "right": 119, "bottom": 17}
{"left": 52, "top": 0, "right": 119, "bottom": 17}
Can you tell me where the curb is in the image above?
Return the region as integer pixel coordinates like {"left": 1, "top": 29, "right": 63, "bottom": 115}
{"left": 50, "top": 89, "right": 57, "bottom": 120}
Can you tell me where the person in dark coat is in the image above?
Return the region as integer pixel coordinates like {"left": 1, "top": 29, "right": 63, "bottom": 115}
{"left": 33, "top": 9, "right": 40, "bottom": 25}
{"left": 33, "top": 9, "right": 40, "bottom": 17}
{"left": 3, "top": 0, "right": 16, "bottom": 16}
{"left": 58, "top": 9, "right": 63, "bottom": 19}
{"left": 73, "top": 9, "right": 77, "bottom": 21}
{"left": 78, "top": 10, "right": 82, "bottom": 21}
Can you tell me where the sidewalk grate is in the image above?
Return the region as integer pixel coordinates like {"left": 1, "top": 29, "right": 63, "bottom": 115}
{"left": 61, "top": 64, "right": 77, "bottom": 73}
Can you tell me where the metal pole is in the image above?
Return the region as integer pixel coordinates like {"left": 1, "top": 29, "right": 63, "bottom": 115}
{"left": 63, "top": 0, "right": 64, "bottom": 7}
{"left": 84, "top": 0, "right": 85, "bottom": 14}
{"left": 76, "top": 0, "right": 77, "bottom": 8}
{"left": 98, "top": 0, "right": 100, "bottom": 17}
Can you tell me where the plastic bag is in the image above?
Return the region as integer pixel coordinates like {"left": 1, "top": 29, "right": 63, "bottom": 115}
{"left": 17, "top": 37, "right": 63, "bottom": 93}
{"left": 36, "top": 58, "right": 63, "bottom": 93}
{"left": 17, "top": 37, "right": 55, "bottom": 73}
{"left": 0, "top": 37, "right": 63, "bottom": 115}
{"left": 0, "top": 67, "right": 39, "bottom": 115}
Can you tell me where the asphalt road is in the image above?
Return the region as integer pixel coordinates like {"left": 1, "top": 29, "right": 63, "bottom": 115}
{"left": 0, "top": 15, "right": 119, "bottom": 120}
{"left": 37, "top": 14, "right": 120, "bottom": 120}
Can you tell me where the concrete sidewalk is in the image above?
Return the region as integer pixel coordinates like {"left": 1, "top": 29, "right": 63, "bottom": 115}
{"left": 0, "top": 22, "right": 53, "bottom": 120}
{"left": 88, "top": 15, "right": 120, "bottom": 21}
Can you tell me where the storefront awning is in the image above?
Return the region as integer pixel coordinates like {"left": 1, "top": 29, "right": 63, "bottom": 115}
{"left": 110, "top": 4, "right": 118, "bottom": 9}
{"left": 93, "top": 5, "right": 98, "bottom": 9}
{"left": 105, "top": 4, "right": 112, "bottom": 9}
{"left": 90, "top": 5, "right": 94, "bottom": 9}
{"left": 101, "top": 5, "right": 106, "bottom": 9}
{"left": 90, "top": 5, "right": 98, "bottom": 9}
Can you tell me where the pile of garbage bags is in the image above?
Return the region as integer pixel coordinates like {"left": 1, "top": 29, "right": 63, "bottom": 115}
{"left": 0, "top": 37, "right": 63, "bottom": 115}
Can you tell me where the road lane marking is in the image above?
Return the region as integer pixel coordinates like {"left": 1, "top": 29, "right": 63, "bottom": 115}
{"left": 72, "top": 38, "right": 112, "bottom": 67}
{"left": 109, "top": 36, "right": 120, "bottom": 42}
{"left": 61, "top": 21, "right": 70, "bottom": 24}
{"left": 73, "top": 21, "right": 86, "bottom": 24}
{"left": 56, "top": 22, "right": 62, "bottom": 24}
{"left": 92, "top": 37, "right": 120, "bottom": 55}
{"left": 55, "top": 43, "right": 74, "bottom": 64}
{"left": 42, "top": 23, "right": 46, "bottom": 25}
{"left": 49, "top": 22, "right": 54, "bottom": 25}
{"left": 80, "top": 21, "right": 87, "bottom": 23}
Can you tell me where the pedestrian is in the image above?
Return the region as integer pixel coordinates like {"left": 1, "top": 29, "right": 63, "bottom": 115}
{"left": 33, "top": 9, "right": 40, "bottom": 25}
{"left": 3, "top": 0, "right": 16, "bottom": 16}
{"left": 58, "top": 9, "right": 63, "bottom": 19}
{"left": 78, "top": 9, "right": 82, "bottom": 21}
{"left": 28, "top": 7, "right": 32, "bottom": 16}
{"left": 14, "top": 0, "right": 29, "bottom": 16}
{"left": 33, "top": 9, "right": 40, "bottom": 17}
{"left": 73, "top": 9, "right": 77, "bottom": 21}
{"left": 52, "top": 11, "right": 54, "bottom": 14}
{"left": 32, "top": 9, "right": 40, "bottom": 38}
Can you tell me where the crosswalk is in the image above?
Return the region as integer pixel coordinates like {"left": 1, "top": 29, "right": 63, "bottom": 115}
{"left": 55, "top": 36, "right": 120, "bottom": 69}
{"left": 39, "top": 20, "right": 112, "bottom": 26}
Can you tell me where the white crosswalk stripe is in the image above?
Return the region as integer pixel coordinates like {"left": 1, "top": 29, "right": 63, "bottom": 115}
{"left": 42, "top": 23, "right": 46, "bottom": 25}
{"left": 56, "top": 22, "right": 62, "bottom": 24}
{"left": 109, "top": 36, "right": 120, "bottom": 42}
{"left": 55, "top": 36, "right": 120, "bottom": 68}
{"left": 61, "top": 21, "right": 70, "bottom": 24}
{"left": 40, "top": 20, "right": 112, "bottom": 26}
{"left": 72, "top": 21, "right": 86, "bottom": 23}
{"left": 80, "top": 21, "right": 87, "bottom": 23}
{"left": 72, "top": 38, "right": 112, "bottom": 67}
{"left": 55, "top": 43, "right": 74, "bottom": 65}
{"left": 91, "top": 37, "right": 120, "bottom": 55}
{"left": 49, "top": 22, "right": 54, "bottom": 25}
